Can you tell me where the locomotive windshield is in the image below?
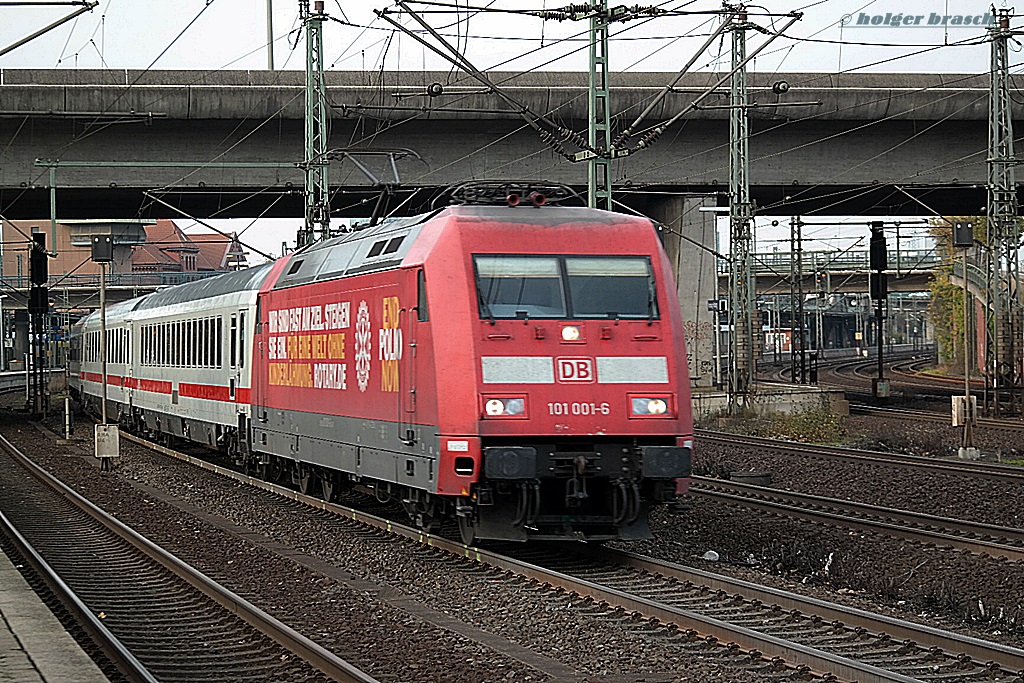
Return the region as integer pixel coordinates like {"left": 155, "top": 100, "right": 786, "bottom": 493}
{"left": 474, "top": 254, "right": 658, "bottom": 320}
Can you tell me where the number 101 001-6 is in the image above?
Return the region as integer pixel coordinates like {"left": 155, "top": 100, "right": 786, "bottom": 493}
{"left": 547, "top": 402, "right": 611, "bottom": 416}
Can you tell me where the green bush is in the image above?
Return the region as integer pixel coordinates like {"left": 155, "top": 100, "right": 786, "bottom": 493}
{"left": 746, "top": 405, "right": 846, "bottom": 443}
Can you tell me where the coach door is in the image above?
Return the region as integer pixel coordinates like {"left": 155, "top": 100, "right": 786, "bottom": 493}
{"left": 229, "top": 311, "right": 241, "bottom": 402}
{"left": 125, "top": 319, "right": 134, "bottom": 408}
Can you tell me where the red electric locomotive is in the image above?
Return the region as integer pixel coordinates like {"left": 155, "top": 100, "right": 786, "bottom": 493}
{"left": 72, "top": 193, "right": 693, "bottom": 543}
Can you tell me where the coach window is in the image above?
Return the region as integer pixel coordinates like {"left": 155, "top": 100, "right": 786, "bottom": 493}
{"left": 239, "top": 312, "right": 246, "bottom": 368}
{"left": 230, "top": 315, "right": 237, "bottom": 368}
{"left": 187, "top": 320, "right": 194, "bottom": 367}
{"left": 203, "top": 321, "right": 211, "bottom": 368}
{"left": 216, "top": 317, "right": 223, "bottom": 367}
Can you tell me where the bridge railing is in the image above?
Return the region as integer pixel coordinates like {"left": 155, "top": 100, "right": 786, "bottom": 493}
{"left": 721, "top": 250, "right": 942, "bottom": 275}
{"left": 950, "top": 260, "right": 988, "bottom": 291}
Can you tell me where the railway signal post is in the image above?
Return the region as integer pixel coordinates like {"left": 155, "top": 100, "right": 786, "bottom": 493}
{"left": 953, "top": 221, "right": 978, "bottom": 459}
{"left": 869, "top": 222, "right": 889, "bottom": 400}
{"left": 91, "top": 234, "right": 119, "bottom": 470}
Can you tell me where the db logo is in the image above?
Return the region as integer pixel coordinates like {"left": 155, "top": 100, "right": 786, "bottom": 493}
{"left": 556, "top": 357, "right": 595, "bottom": 384}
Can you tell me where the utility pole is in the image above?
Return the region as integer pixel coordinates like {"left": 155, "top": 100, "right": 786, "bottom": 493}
{"left": 267, "top": 0, "right": 275, "bottom": 70}
{"left": 985, "top": 8, "right": 1022, "bottom": 416}
{"left": 298, "top": 0, "right": 330, "bottom": 249}
{"left": 728, "top": 7, "right": 756, "bottom": 413}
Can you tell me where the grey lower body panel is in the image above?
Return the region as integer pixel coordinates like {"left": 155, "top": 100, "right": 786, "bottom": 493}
{"left": 252, "top": 407, "right": 442, "bottom": 491}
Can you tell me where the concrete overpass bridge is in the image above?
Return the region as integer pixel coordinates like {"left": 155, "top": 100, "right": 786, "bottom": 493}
{"left": 0, "top": 69, "right": 1016, "bottom": 222}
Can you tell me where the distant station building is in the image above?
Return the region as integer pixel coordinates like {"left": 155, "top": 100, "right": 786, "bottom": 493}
{"left": 0, "top": 218, "right": 248, "bottom": 287}
{"left": 0, "top": 219, "right": 248, "bottom": 370}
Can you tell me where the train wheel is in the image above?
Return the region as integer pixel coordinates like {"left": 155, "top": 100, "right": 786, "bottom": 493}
{"left": 298, "top": 465, "right": 318, "bottom": 496}
{"left": 457, "top": 512, "right": 477, "bottom": 546}
{"left": 321, "top": 473, "right": 337, "bottom": 503}
{"left": 259, "top": 458, "right": 282, "bottom": 483}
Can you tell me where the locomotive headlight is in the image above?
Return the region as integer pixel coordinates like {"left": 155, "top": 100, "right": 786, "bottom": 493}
{"left": 630, "top": 396, "right": 672, "bottom": 417}
{"left": 483, "top": 396, "right": 527, "bottom": 418}
{"left": 646, "top": 398, "right": 668, "bottom": 414}
{"left": 560, "top": 325, "right": 582, "bottom": 342}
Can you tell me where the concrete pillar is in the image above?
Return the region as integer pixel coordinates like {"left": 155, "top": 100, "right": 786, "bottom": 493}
{"left": 649, "top": 196, "right": 718, "bottom": 389}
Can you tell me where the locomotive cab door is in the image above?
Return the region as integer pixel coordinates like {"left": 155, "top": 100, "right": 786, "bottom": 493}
{"left": 401, "top": 269, "right": 425, "bottom": 442}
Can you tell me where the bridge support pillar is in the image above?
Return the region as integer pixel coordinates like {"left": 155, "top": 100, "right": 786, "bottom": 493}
{"left": 649, "top": 196, "right": 719, "bottom": 389}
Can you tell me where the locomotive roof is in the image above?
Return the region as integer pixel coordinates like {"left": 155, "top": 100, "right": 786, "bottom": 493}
{"left": 271, "top": 211, "right": 438, "bottom": 290}
{"left": 270, "top": 205, "right": 651, "bottom": 290}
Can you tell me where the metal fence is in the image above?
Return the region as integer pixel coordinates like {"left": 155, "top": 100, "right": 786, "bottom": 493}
{"left": 3, "top": 271, "right": 224, "bottom": 290}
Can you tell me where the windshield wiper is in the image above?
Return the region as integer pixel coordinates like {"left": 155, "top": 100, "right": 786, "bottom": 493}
{"left": 647, "top": 282, "right": 656, "bottom": 326}
{"left": 478, "top": 292, "right": 496, "bottom": 325}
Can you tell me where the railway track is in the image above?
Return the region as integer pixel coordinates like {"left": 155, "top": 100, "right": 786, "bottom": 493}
{"left": 696, "top": 430, "right": 1024, "bottom": 482}
{"left": 0, "top": 430, "right": 376, "bottom": 683}
{"left": 690, "top": 476, "right": 1024, "bottom": 562}
{"left": 116, "top": 430, "right": 1024, "bottom": 683}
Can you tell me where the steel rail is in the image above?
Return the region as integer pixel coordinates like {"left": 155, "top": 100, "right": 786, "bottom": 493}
{"left": 0, "top": 509, "right": 158, "bottom": 683}
{"left": 123, "top": 431, "right": 1010, "bottom": 683}
{"left": 851, "top": 403, "right": 1024, "bottom": 431}
{"left": 691, "top": 477, "right": 1024, "bottom": 562}
{"left": 588, "top": 545, "right": 1024, "bottom": 675}
{"left": 0, "top": 432, "right": 379, "bottom": 683}
{"left": 696, "top": 430, "right": 1024, "bottom": 482}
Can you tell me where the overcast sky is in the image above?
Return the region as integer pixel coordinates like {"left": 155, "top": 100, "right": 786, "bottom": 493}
{"left": 1, "top": 0, "right": 1014, "bottom": 73}
{"left": 1, "top": 0, "right": 1005, "bottom": 261}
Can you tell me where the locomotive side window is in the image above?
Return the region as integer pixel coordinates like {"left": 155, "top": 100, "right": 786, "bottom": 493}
{"left": 565, "top": 257, "right": 658, "bottom": 320}
{"left": 474, "top": 256, "right": 566, "bottom": 319}
{"left": 417, "top": 269, "right": 429, "bottom": 322}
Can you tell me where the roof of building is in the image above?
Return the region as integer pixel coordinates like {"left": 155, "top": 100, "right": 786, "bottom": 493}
{"left": 188, "top": 231, "right": 248, "bottom": 271}
{"left": 132, "top": 219, "right": 199, "bottom": 271}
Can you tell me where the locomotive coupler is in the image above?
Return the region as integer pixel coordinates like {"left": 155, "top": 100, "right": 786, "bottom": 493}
{"left": 565, "top": 475, "right": 588, "bottom": 507}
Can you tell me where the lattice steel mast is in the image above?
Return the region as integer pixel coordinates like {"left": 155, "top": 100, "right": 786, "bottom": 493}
{"left": 587, "top": 0, "right": 613, "bottom": 210}
{"left": 985, "top": 8, "right": 1022, "bottom": 416}
{"left": 728, "top": 7, "right": 756, "bottom": 410}
{"left": 298, "top": 0, "right": 330, "bottom": 249}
